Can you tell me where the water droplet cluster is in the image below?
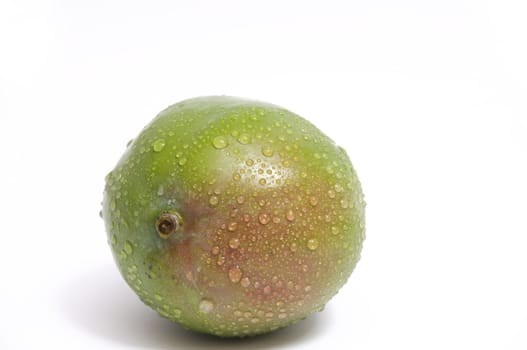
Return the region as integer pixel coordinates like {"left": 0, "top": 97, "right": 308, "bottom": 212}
{"left": 102, "top": 96, "right": 365, "bottom": 337}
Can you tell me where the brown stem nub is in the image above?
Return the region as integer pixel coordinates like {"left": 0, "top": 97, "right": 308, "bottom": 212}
{"left": 155, "top": 211, "right": 182, "bottom": 239}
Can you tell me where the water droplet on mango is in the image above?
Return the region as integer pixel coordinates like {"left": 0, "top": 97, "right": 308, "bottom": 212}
{"left": 258, "top": 213, "right": 271, "bottom": 225}
{"left": 229, "top": 237, "right": 240, "bottom": 248}
{"left": 212, "top": 136, "right": 228, "bottom": 149}
{"left": 152, "top": 139, "right": 166, "bottom": 152}
{"left": 228, "top": 267, "right": 242, "bottom": 283}
{"left": 240, "top": 277, "right": 251, "bottom": 288}
{"left": 237, "top": 133, "right": 251, "bottom": 144}
{"left": 307, "top": 238, "right": 319, "bottom": 250}
{"left": 199, "top": 299, "right": 215, "bottom": 313}
{"left": 209, "top": 195, "right": 219, "bottom": 206}
{"left": 261, "top": 145, "right": 274, "bottom": 157}
{"left": 124, "top": 241, "right": 134, "bottom": 254}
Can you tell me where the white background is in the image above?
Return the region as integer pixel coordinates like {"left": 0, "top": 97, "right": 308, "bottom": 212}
{"left": 1, "top": 1, "right": 526, "bottom": 349}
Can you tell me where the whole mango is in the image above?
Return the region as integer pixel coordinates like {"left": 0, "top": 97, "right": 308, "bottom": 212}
{"left": 102, "top": 96, "right": 366, "bottom": 337}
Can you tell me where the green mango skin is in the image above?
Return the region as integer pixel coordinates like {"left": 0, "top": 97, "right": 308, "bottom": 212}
{"left": 102, "top": 96, "right": 365, "bottom": 337}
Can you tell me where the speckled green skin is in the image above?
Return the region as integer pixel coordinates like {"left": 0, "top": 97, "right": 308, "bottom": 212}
{"left": 102, "top": 96, "right": 365, "bottom": 337}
